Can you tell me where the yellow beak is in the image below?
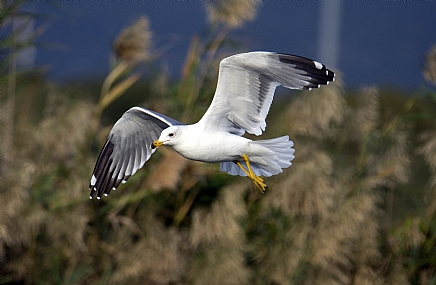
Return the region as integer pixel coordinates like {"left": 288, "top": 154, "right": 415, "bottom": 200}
{"left": 152, "top": 140, "right": 164, "bottom": 149}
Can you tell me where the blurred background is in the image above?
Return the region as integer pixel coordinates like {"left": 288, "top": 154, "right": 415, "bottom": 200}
{"left": 2, "top": 1, "right": 436, "bottom": 284}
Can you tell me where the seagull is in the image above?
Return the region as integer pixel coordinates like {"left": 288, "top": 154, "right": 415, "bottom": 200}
{"left": 89, "top": 52, "right": 335, "bottom": 199}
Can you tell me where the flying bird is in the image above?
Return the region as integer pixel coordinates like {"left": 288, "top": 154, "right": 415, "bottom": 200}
{"left": 89, "top": 52, "right": 335, "bottom": 199}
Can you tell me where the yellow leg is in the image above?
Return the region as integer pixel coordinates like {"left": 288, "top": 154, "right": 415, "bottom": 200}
{"left": 234, "top": 154, "right": 268, "bottom": 194}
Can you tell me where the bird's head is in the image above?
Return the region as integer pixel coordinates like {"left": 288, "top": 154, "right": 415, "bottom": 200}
{"left": 152, "top": 126, "right": 182, "bottom": 149}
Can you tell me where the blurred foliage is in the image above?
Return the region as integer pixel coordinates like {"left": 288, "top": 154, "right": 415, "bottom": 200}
{"left": 2, "top": 1, "right": 436, "bottom": 284}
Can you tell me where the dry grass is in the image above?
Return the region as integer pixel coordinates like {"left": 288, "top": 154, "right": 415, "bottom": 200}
{"left": 205, "top": 0, "right": 261, "bottom": 29}
{"left": 2, "top": 61, "right": 435, "bottom": 285}
{"left": 189, "top": 184, "right": 251, "bottom": 285}
{"left": 113, "top": 16, "right": 152, "bottom": 63}
{"left": 423, "top": 44, "right": 436, "bottom": 86}
{"left": 110, "top": 221, "right": 188, "bottom": 284}
{"left": 2, "top": 2, "right": 436, "bottom": 284}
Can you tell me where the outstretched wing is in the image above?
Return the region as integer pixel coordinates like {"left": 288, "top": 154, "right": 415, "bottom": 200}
{"left": 89, "top": 107, "right": 183, "bottom": 199}
{"left": 197, "top": 52, "right": 335, "bottom": 136}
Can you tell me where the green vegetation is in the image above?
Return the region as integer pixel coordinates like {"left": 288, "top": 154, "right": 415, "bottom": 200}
{"left": 2, "top": 2, "right": 436, "bottom": 284}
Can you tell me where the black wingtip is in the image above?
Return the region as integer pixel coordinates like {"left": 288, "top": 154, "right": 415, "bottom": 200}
{"left": 278, "top": 53, "right": 322, "bottom": 68}
{"left": 89, "top": 188, "right": 97, "bottom": 199}
{"left": 277, "top": 53, "right": 335, "bottom": 85}
{"left": 89, "top": 139, "right": 116, "bottom": 200}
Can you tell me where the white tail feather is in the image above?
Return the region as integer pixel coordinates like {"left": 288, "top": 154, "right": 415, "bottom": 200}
{"left": 220, "top": 135, "right": 295, "bottom": 177}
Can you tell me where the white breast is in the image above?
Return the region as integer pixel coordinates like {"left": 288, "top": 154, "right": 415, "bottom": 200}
{"left": 171, "top": 127, "right": 250, "bottom": 163}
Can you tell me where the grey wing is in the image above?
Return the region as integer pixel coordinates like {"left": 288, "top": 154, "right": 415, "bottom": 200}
{"left": 197, "top": 51, "right": 335, "bottom": 136}
{"left": 89, "top": 106, "right": 183, "bottom": 199}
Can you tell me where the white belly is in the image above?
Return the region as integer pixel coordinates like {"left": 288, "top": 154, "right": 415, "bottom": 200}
{"left": 171, "top": 132, "right": 250, "bottom": 163}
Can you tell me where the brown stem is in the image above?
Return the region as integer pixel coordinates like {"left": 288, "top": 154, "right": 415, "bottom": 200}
{"left": 181, "top": 26, "right": 230, "bottom": 123}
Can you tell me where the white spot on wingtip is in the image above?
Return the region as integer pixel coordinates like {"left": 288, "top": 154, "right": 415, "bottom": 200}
{"left": 314, "top": 61, "right": 323, "bottom": 70}
{"left": 91, "top": 175, "right": 97, "bottom": 185}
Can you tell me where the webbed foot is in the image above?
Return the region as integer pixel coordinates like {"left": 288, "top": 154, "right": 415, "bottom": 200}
{"left": 234, "top": 154, "right": 268, "bottom": 194}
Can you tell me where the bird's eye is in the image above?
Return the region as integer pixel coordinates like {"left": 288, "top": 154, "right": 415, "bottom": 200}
{"left": 169, "top": 133, "right": 174, "bottom": 137}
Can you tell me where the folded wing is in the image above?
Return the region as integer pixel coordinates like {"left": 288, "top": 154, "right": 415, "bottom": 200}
{"left": 89, "top": 107, "right": 183, "bottom": 199}
{"left": 197, "top": 52, "right": 335, "bottom": 136}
